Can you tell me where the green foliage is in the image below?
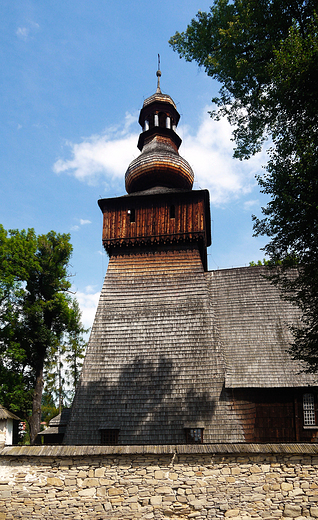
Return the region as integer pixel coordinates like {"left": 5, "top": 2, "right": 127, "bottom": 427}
{"left": 169, "top": 0, "right": 316, "bottom": 158}
{"left": 249, "top": 259, "right": 270, "bottom": 267}
{"left": 170, "top": 2, "right": 318, "bottom": 370}
{"left": 252, "top": 16, "right": 318, "bottom": 371}
{"left": 249, "top": 259, "right": 284, "bottom": 267}
{"left": 0, "top": 226, "right": 86, "bottom": 442}
{"left": 44, "top": 299, "right": 87, "bottom": 410}
{"left": 64, "top": 299, "right": 88, "bottom": 394}
{"left": 41, "top": 391, "right": 59, "bottom": 426}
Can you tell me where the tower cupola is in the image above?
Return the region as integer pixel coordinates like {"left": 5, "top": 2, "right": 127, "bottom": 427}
{"left": 125, "top": 70, "right": 194, "bottom": 194}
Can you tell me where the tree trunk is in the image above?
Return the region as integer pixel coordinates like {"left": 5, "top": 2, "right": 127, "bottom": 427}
{"left": 29, "top": 367, "right": 44, "bottom": 445}
{"left": 58, "top": 346, "right": 62, "bottom": 414}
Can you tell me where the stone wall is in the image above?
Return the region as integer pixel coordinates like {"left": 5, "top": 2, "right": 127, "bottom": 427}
{"left": 1, "top": 444, "right": 318, "bottom": 519}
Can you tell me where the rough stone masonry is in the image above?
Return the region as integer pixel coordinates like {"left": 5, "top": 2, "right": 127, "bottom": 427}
{"left": 1, "top": 444, "right": 318, "bottom": 519}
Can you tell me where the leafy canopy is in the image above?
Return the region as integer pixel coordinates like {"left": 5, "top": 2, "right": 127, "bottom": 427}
{"left": 169, "top": 0, "right": 317, "bottom": 158}
{"left": 170, "top": 1, "right": 318, "bottom": 371}
{"left": 0, "top": 225, "right": 87, "bottom": 442}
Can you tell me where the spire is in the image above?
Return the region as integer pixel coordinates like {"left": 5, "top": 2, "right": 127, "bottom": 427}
{"left": 124, "top": 67, "right": 194, "bottom": 194}
{"left": 156, "top": 54, "right": 161, "bottom": 93}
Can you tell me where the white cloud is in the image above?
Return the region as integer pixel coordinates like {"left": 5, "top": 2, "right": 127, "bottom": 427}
{"left": 243, "top": 199, "right": 260, "bottom": 211}
{"left": 75, "top": 287, "right": 100, "bottom": 332}
{"left": 54, "top": 106, "right": 268, "bottom": 204}
{"left": 53, "top": 112, "right": 139, "bottom": 189}
{"left": 16, "top": 27, "right": 29, "bottom": 40}
{"left": 16, "top": 21, "right": 39, "bottom": 41}
{"left": 180, "top": 107, "right": 268, "bottom": 205}
{"left": 71, "top": 219, "right": 92, "bottom": 231}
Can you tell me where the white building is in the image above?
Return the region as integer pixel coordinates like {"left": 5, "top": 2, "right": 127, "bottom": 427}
{"left": 0, "top": 405, "right": 21, "bottom": 446}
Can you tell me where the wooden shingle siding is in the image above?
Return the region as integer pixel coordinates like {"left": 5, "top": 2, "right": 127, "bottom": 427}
{"left": 65, "top": 259, "right": 318, "bottom": 445}
{"left": 205, "top": 267, "right": 318, "bottom": 389}
{"left": 64, "top": 245, "right": 244, "bottom": 445}
{"left": 64, "top": 76, "right": 318, "bottom": 445}
{"left": 125, "top": 150, "right": 194, "bottom": 193}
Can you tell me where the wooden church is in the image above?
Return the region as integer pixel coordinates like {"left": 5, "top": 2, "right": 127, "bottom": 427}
{"left": 64, "top": 72, "right": 318, "bottom": 446}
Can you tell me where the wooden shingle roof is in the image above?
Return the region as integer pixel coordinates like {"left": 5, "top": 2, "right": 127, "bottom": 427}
{"left": 205, "top": 266, "right": 317, "bottom": 388}
{"left": 39, "top": 408, "right": 70, "bottom": 436}
{"left": 65, "top": 246, "right": 245, "bottom": 445}
{"left": 0, "top": 404, "right": 21, "bottom": 421}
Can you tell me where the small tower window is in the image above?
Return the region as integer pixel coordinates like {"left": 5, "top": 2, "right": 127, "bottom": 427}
{"left": 100, "top": 429, "right": 120, "bottom": 445}
{"left": 185, "top": 428, "right": 204, "bottom": 444}
{"left": 303, "top": 393, "right": 316, "bottom": 426}
{"left": 170, "top": 205, "right": 175, "bottom": 219}
{"left": 128, "top": 208, "right": 135, "bottom": 223}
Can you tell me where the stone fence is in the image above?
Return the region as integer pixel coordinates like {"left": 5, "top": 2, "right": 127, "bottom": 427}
{"left": 1, "top": 444, "right": 318, "bottom": 519}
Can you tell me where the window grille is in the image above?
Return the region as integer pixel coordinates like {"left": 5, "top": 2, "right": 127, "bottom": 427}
{"left": 185, "top": 428, "right": 203, "bottom": 444}
{"left": 100, "top": 429, "right": 120, "bottom": 445}
{"left": 303, "top": 393, "right": 316, "bottom": 426}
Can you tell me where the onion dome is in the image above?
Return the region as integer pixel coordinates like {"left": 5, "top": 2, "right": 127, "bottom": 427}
{"left": 125, "top": 70, "right": 194, "bottom": 194}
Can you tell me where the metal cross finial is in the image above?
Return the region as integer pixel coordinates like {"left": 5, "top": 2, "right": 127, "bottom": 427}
{"left": 156, "top": 54, "right": 161, "bottom": 93}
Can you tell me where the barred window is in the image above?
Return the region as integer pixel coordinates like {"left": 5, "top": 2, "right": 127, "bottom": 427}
{"left": 100, "top": 429, "right": 120, "bottom": 445}
{"left": 303, "top": 393, "right": 316, "bottom": 426}
{"left": 185, "top": 428, "right": 203, "bottom": 444}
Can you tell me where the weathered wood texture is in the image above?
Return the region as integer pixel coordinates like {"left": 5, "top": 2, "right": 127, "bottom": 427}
{"left": 231, "top": 389, "right": 318, "bottom": 443}
{"left": 66, "top": 260, "right": 318, "bottom": 445}
{"left": 98, "top": 189, "right": 210, "bottom": 270}
{"left": 205, "top": 267, "right": 318, "bottom": 388}
{"left": 125, "top": 136, "right": 194, "bottom": 192}
{"left": 64, "top": 245, "right": 244, "bottom": 445}
{"left": 3, "top": 442, "right": 318, "bottom": 457}
{"left": 205, "top": 267, "right": 318, "bottom": 443}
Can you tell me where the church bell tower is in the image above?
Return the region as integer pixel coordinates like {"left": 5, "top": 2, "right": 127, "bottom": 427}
{"left": 98, "top": 69, "right": 211, "bottom": 270}
{"left": 64, "top": 72, "right": 242, "bottom": 446}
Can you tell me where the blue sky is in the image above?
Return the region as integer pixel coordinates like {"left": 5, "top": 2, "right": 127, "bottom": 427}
{"left": 1, "top": 0, "right": 270, "bottom": 329}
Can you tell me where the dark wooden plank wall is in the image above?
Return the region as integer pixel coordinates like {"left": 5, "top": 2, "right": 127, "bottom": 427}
{"left": 232, "top": 388, "right": 318, "bottom": 443}
{"left": 102, "top": 197, "right": 206, "bottom": 245}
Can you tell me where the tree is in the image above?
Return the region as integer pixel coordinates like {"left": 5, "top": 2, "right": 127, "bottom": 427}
{"left": 169, "top": 1, "right": 318, "bottom": 370}
{"left": 44, "top": 299, "right": 87, "bottom": 412}
{"left": 64, "top": 299, "right": 87, "bottom": 395}
{"left": 0, "top": 226, "right": 86, "bottom": 443}
{"left": 41, "top": 391, "right": 59, "bottom": 429}
{"left": 169, "top": 0, "right": 316, "bottom": 158}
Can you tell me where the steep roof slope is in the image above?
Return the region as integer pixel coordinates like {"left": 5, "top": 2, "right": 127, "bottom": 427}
{"left": 0, "top": 405, "right": 21, "bottom": 421}
{"left": 65, "top": 246, "right": 244, "bottom": 445}
{"left": 205, "top": 266, "right": 318, "bottom": 388}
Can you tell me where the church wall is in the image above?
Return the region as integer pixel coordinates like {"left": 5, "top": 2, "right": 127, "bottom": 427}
{"left": 232, "top": 389, "right": 318, "bottom": 443}
{"left": 100, "top": 190, "right": 209, "bottom": 250}
{"left": 1, "top": 445, "right": 318, "bottom": 519}
{"left": 65, "top": 245, "right": 243, "bottom": 446}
